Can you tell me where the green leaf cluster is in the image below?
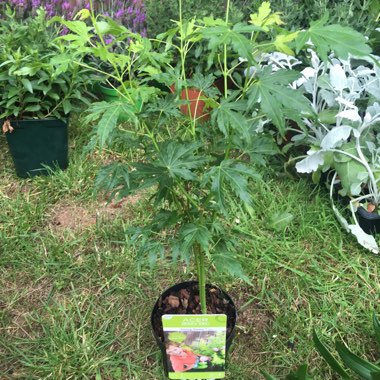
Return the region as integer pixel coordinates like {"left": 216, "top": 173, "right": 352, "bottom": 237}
{"left": 55, "top": 0, "right": 373, "bottom": 296}
{"left": 247, "top": 67, "right": 312, "bottom": 135}
{"left": 295, "top": 15, "right": 372, "bottom": 60}
{"left": 145, "top": 0, "right": 379, "bottom": 38}
{"left": 0, "top": 8, "right": 95, "bottom": 121}
{"left": 156, "top": 1, "right": 372, "bottom": 138}
{"left": 53, "top": 11, "right": 170, "bottom": 148}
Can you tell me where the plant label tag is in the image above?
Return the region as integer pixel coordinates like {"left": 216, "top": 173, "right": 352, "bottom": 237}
{"left": 162, "top": 314, "right": 227, "bottom": 379}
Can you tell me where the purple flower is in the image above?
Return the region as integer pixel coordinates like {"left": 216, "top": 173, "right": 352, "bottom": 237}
{"left": 2, "top": 0, "right": 147, "bottom": 35}
{"left": 61, "top": 25, "right": 69, "bottom": 35}
{"left": 104, "top": 35, "right": 114, "bottom": 45}
{"left": 115, "top": 9, "right": 124, "bottom": 18}
{"left": 62, "top": 1, "right": 71, "bottom": 10}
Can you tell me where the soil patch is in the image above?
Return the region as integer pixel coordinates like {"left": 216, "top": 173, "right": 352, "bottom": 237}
{"left": 229, "top": 286, "right": 274, "bottom": 364}
{"left": 96, "top": 193, "right": 142, "bottom": 219}
{"left": 49, "top": 194, "right": 143, "bottom": 232}
{"left": 231, "top": 286, "right": 273, "bottom": 335}
{"left": 50, "top": 203, "right": 96, "bottom": 231}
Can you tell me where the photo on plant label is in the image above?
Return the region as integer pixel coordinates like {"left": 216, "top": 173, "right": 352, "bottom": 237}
{"left": 164, "top": 330, "right": 226, "bottom": 373}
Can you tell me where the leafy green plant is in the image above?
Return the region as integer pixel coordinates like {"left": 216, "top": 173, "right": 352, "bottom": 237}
{"left": 145, "top": 0, "right": 231, "bottom": 38}
{"left": 154, "top": 1, "right": 371, "bottom": 138}
{"left": 0, "top": 7, "right": 94, "bottom": 123}
{"left": 145, "top": 0, "right": 380, "bottom": 38}
{"left": 57, "top": 1, "right": 274, "bottom": 313}
{"left": 51, "top": 8, "right": 169, "bottom": 144}
{"left": 262, "top": 313, "right": 380, "bottom": 379}
{"left": 55, "top": 0, "right": 372, "bottom": 316}
{"left": 294, "top": 52, "right": 380, "bottom": 252}
{"left": 313, "top": 313, "right": 380, "bottom": 379}
{"left": 227, "top": 5, "right": 369, "bottom": 133}
{"left": 248, "top": 0, "right": 380, "bottom": 35}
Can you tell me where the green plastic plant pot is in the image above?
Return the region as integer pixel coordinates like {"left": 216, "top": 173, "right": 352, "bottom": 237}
{"left": 5, "top": 119, "right": 68, "bottom": 178}
{"left": 97, "top": 83, "right": 142, "bottom": 122}
{"left": 96, "top": 82, "right": 121, "bottom": 102}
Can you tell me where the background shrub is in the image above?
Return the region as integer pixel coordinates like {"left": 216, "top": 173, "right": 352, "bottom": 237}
{"left": 0, "top": 0, "right": 146, "bottom": 34}
{"left": 145, "top": 0, "right": 380, "bottom": 37}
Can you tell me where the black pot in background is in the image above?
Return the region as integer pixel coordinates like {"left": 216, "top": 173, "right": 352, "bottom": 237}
{"left": 151, "top": 281, "right": 237, "bottom": 376}
{"left": 5, "top": 119, "right": 68, "bottom": 178}
{"left": 147, "top": 79, "right": 171, "bottom": 93}
{"left": 356, "top": 206, "right": 380, "bottom": 234}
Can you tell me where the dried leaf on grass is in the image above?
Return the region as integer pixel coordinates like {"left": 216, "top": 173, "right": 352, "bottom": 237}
{"left": 2, "top": 120, "right": 14, "bottom": 134}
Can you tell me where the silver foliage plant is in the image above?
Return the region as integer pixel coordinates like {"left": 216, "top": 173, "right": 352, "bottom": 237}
{"left": 294, "top": 51, "right": 380, "bottom": 253}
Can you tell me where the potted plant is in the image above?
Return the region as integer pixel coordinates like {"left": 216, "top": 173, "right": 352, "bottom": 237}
{"left": 55, "top": 1, "right": 373, "bottom": 375}
{"left": 54, "top": 9, "right": 169, "bottom": 129}
{"left": 294, "top": 52, "right": 380, "bottom": 253}
{"left": 58, "top": 2, "right": 267, "bottom": 373}
{"left": 153, "top": 15, "right": 219, "bottom": 125}
{"left": 0, "top": 7, "right": 94, "bottom": 178}
{"left": 83, "top": 0, "right": 148, "bottom": 123}
{"left": 88, "top": 41, "right": 144, "bottom": 123}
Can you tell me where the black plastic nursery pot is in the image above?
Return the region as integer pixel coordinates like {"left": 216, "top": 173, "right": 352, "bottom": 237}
{"left": 356, "top": 206, "right": 380, "bottom": 234}
{"left": 150, "top": 281, "right": 237, "bottom": 377}
{"left": 5, "top": 119, "right": 68, "bottom": 178}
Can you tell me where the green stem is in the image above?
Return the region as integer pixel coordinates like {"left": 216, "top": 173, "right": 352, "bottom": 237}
{"left": 222, "top": 0, "right": 232, "bottom": 160}
{"left": 194, "top": 243, "right": 207, "bottom": 314}
{"left": 223, "top": 0, "right": 231, "bottom": 99}
{"left": 225, "top": 0, "right": 230, "bottom": 22}
{"left": 224, "top": 140, "right": 231, "bottom": 159}
{"left": 176, "top": 182, "right": 199, "bottom": 209}
{"left": 199, "top": 250, "right": 207, "bottom": 314}
{"left": 195, "top": 246, "right": 201, "bottom": 283}
{"left": 142, "top": 122, "right": 159, "bottom": 151}
{"left": 89, "top": 0, "right": 134, "bottom": 104}
{"left": 178, "top": 1, "right": 195, "bottom": 138}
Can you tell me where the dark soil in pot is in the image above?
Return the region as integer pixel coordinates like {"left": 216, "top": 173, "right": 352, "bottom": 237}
{"left": 152, "top": 281, "right": 237, "bottom": 340}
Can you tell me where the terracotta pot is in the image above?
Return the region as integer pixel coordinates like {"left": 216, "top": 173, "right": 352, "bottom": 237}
{"left": 170, "top": 85, "right": 210, "bottom": 122}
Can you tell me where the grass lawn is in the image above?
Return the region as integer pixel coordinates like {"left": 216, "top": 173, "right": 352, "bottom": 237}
{"left": 0, "top": 119, "right": 379, "bottom": 379}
